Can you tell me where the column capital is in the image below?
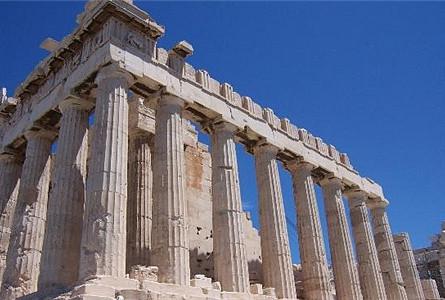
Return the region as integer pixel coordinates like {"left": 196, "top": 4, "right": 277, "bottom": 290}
{"left": 343, "top": 187, "right": 367, "bottom": 199}
{"left": 368, "top": 198, "right": 389, "bottom": 210}
{"left": 319, "top": 174, "right": 343, "bottom": 189}
{"left": 209, "top": 118, "right": 239, "bottom": 135}
{"left": 95, "top": 64, "right": 134, "bottom": 86}
{"left": 253, "top": 141, "right": 280, "bottom": 157}
{"left": 129, "top": 128, "right": 154, "bottom": 140}
{"left": 343, "top": 188, "right": 369, "bottom": 208}
{"left": 158, "top": 94, "right": 185, "bottom": 109}
{"left": 0, "top": 152, "right": 19, "bottom": 162}
{"left": 393, "top": 232, "right": 409, "bottom": 243}
{"left": 59, "top": 96, "right": 94, "bottom": 113}
{"left": 286, "top": 159, "right": 314, "bottom": 175}
{"left": 24, "top": 128, "right": 57, "bottom": 142}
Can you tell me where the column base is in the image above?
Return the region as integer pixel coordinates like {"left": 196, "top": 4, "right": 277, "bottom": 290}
{"left": 13, "top": 275, "right": 296, "bottom": 300}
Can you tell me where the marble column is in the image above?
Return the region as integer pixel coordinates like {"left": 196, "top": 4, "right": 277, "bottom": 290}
{"left": 439, "top": 221, "right": 445, "bottom": 292}
{"left": 288, "top": 161, "right": 332, "bottom": 300}
{"left": 345, "top": 190, "right": 387, "bottom": 300}
{"left": 420, "top": 279, "right": 441, "bottom": 300}
{"left": 79, "top": 66, "right": 132, "bottom": 280}
{"left": 210, "top": 120, "right": 249, "bottom": 293}
{"left": 254, "top": 143, "right": 296, "bottom": 299}
{"left": 1, "top": 130, "right": 54, "bottom": 298}
{"left": 370, "top": 201, "right": 408, "bottom": 300}
{"left": 39, "top": 97, "right": 91, "bottom": 289}
{"left": 127, "top": 130, "right": 153, "bottom": 270}
{"left": 393, "top": 233, "right": 425, "bottom": 300}
{"left": 0, "top": 153, "right": 22, "bottom": 284}
{"left": 151, "top": 95, "right": 190, "bottom": 285}
{"left": 319, "top": 177, "right": 362, "bottom": 300}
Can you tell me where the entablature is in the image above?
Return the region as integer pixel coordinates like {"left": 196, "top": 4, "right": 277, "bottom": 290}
{"left": 0, "top": 0, "right": 386, "bottom": 201}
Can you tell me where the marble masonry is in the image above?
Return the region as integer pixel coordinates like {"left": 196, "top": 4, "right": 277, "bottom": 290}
{"left": 0, "top": 0, "right": 437, "bottom": 299}
{"left": 414, "top": 222, "right": 445, "bottom": 299}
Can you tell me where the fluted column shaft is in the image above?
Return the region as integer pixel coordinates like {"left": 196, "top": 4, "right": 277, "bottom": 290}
{"left": 127, "top": 131, "right": 153, "bottom": 270}
{"left": 288, "top": 161, "right": 332, "bottom": 300}
{"left": 0, "top": 154, "right": 22, "bottom": 284}
{"left": 254, "top": 144, "right": 296, "bottom": 299}
{"left": 210, "top": 121, "right": 249, "bottom": 293}
{"left": 393, "top": 233, "right": 425, "bottom": 300}
{"left": 439, "top": 222, "right": 445, "bottom": 293}
{"left": 2, "top": 130, "right": 53, "bottom": 297}
{"left": 79, "top": 67, "right": 131, "bottom": 279}
{"left": 40, "top": 98, "right": 91, "bottom": 289}
{"left": 420, "top": 279, "right": 440, "bottom": 299}
{"left": 346, "top": 191, "right": 387, "bottom": 300}
{"left": 151, "top": 95, "right": 189, "bottom": 285}
{"left": 371, "top": 204, "right": 408, "bottom": 300}
{"left": 320, "top": 177, "right": 362, "bottom": 300}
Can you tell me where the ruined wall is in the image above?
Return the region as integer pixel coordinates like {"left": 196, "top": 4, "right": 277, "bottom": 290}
{"left": 184, "top": 125, "right": 263, "bottom": 283}
{"left": 414, "top": 225, "right": 445, "bottom": 297}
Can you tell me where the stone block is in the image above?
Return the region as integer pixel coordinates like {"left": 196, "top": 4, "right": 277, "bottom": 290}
{"left": 202, "top": 287, "right": 221, "bottom": 298}
{"left": 212, "top": 281, "right": 222, "bottom": 291}
{"left": 119, "top": 289, "right": 148, "bottom": 300}
{"left": 263, "top": 287, "right": 276, "bottom": 298}
{"left": 190, "top": 274, "right": 212, "bottom": 288}
{"left": 129, "top": 265, "right": 158, "bottom": 283}
{"left": 85, "top": 276, "right": 139, "bottom": 290}
{"left": 71, "top": 283, "right": 115, "bottom": 298}
{"left": 196, "top": 69, "right": 210, "bottom": 88}
{"left": 250, "top": 283, "right": 263, "bottom": 295}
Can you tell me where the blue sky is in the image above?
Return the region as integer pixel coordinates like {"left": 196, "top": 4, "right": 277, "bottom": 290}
{"left": 1, "top": 1, "right": 444, "bottom": 264}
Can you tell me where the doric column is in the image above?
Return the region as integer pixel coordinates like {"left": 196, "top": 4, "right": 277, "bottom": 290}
{"left": 39, "top": 97, "right": 92, "bottom": 289}
{"left": 0, "top": 153, "right": 22, "bottom": 284}
{"left": 254, "top": 143, "right": 296, "bottom": 299}
{"left": 1, "top": 130, "right": 54, "bottom": 298}
{"left": 151, "top": 95, "right": 190, "bottom": 285}
{"left": 420, "top": 279, "right": 441, "bottom": 299}
{"left": 319, "top": 176, "right": 362, "bottom": 300}
{"left": 210, "top": 120, "right": 249, "bottom": 293}
{"left": 127, "top": 130, "right": 153, "bottom": 270}
{"left": 370, "top": 201, "right": 408, "bottom": 300}
{"left": 287, "top": 161, "right": 332, "bottom": 300}
{"left": 345, "top": 190, "right": 387, "bottom": 300}
{"left": 439, "top": 221, "right": 445, "bottom": 291}
{"left": 393, "top": 233, "right": 425, "bottom": 300}
{"left": 79, "top": 66, "right": 132, "bottom": 280}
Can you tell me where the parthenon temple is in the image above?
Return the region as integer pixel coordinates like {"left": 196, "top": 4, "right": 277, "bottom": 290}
{"left": 0, "top": 1, "right": 442, "bottom": 299}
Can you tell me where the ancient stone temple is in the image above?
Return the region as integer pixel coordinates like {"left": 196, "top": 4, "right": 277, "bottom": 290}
{"left": 0, "top": 1, "right": 432, "bottom": 299}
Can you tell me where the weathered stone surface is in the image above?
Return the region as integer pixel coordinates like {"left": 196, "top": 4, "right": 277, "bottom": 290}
{"left": 414, "top": 225, "right": 445, "bottom": 297}
{"left": 126, "top": 131, "right": 153, "bottom": 270}
{"left": 393, "top": 233, "right": 425, "bottom": 300}
{"left": 79, "top": 67, "right": 132, "bottom": 279}
{"left": 345, "top": 190, "right": 387, "bottom": 300}
{"left": 370, "top": 201, "right": 408, "bottom": 300}
{"left": 40, "top": 97, "right": 91, "bottom": 290}
{"left": 0, "top": 153, "right": 21, "bottom": 284}
{"left": 421, "top": 279, "right": 441, "bottom": 300}
{"left": 320, "top": 177, "right": 362, "bottom": 300}
{"left": 439, "top": 221, "right": 445, "bottom": 296}
{"left": 151, "top": 95, "right": 190, "bottom": 285}
{"left": 0, "top": 1, "right": 424, "bottom": 299}
{"left": 185, "top": 134, "right": 214, "bottom": 279}
{"left": 210, "top": 120, "right": 250, "bottom": 293}
{"left": 254, "top": 143, "right": 296, "bottom": 299}
{"left": 129, "top": 265, "right": 158, "bottom": 283}
{"left": 288, "top": 161, "right": 332, "bottom": 300}
{"left": 1, "top": 130, "right": 54, "bottom": 298}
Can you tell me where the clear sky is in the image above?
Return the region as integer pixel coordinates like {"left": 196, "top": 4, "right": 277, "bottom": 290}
{"left": 1, "top": 1, "right": 444, "bottom": 264}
